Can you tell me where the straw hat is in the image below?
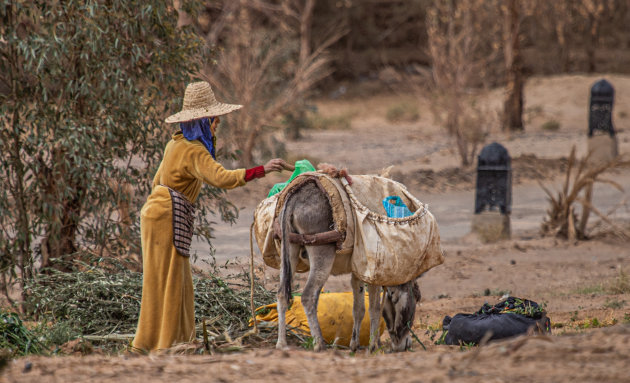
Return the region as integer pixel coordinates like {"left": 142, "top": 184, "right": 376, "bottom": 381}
{"left": 165, "top": 81, "right": 242, "bottom": 124}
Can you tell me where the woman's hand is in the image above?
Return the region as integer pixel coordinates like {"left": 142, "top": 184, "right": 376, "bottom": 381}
{"left": 264, "top": 159, "right": 295, "bottom": 174}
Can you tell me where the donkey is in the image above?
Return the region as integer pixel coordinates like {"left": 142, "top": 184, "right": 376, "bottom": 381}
{"left": 275, "top": 181, "right": 421, "bottom": 352}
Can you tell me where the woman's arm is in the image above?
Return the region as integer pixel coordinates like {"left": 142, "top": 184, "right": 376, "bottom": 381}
{"left": 187, "top": 145, "right": 246, "bottom": 189}
{"left": 244, "top": 159, "right": 294, "bottom": 182}
{"left": 187, "top": 145, "right": 293, "bottom": 188}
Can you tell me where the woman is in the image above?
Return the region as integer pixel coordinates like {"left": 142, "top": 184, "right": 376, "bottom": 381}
{"left": 132, "top": 81, "right": 291, "bottom": 352}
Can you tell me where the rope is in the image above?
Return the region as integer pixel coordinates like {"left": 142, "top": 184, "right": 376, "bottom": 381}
{"left": 249, "top": 221, "right": 258, "bottom": 334}
{"left": 340, "top": 177, "right": 428, "bottom": 224}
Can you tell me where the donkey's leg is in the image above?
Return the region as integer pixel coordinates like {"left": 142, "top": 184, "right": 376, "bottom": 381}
{"left": 276, "top": 242, "right": 301, "bottom": 350}
{"left": 367, "top": 284, "right": 383, "bottom": 353}
{"left": 349, "top": 274, "right": 365, "bottom": 352}
{"left": 301, "top": 245, "right": 336, "bottom": 352}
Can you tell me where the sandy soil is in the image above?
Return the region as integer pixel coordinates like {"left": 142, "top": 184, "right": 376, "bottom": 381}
{"left": 3, "top": 74, "right": 630, "bottom": 383}
{"left": 4, "top": 324, "right": 630, "bottom": 383}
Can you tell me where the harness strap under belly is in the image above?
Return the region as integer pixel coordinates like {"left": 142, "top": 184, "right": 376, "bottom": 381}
{"left": 272, "top": 218, "right": 342, "bottom": 246}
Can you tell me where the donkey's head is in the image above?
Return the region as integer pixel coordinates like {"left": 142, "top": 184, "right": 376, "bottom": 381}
{"left": 382, "top": 279, "right": 421, "bottom": 352}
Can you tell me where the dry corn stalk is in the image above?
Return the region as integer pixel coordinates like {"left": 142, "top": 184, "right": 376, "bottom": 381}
{"left": 539, "top": 145, "right": 628, "bottom": 239}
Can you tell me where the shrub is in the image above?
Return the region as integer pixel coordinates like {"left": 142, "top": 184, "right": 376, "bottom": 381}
{"left": 309, "top": 112, "right": 354, "bottom": 130}
{"left": 603, "top": 299, "right": 626, "bottom": 309}
{"left": 607, "top": 268, "right": 630, "bottom": 294}
{"left": 541, "top": 120, "right": 561, "bottom": 131}
{"left": 540, "top": 145, "right": 629, "bottom": 240}
{"left": 0, "top": 311, "right": 46, "bottom": 356}
{"left": 386, "top": 103, "right": 420, "bottom": 123}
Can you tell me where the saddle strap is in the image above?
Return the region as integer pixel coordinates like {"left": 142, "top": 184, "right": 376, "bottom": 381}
{"left": 272, "top": 218, "right": 342, "bottom": 246}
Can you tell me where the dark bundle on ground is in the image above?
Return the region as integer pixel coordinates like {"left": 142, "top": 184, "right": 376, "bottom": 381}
{"left": 22, "top": 258, "right": 276, "bottom": 351}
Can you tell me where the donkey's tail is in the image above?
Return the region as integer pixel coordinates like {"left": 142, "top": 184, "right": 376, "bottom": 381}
{"left": 279, "top": 196, "right": 293, "bottom": 307}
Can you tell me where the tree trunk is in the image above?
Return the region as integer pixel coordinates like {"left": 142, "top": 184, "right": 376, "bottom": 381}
{"left": 555, "top": 17, "right": 570, "bottom": 72}
{"left": 242, "top": 121, "right": 260, "bottom": 168}
{"left": 502, "top": 0, "right": 524, "bottom": 132}
{"left": 455, "top": 133, "right": 471, "bottom": 167}
{"left": 586, "top": 14, "right": 598, "bottom": 73}
{"left": 579, "top": 183, "right": 593, "bottom": 236}
{"left": 11, "top": 113, "right": 32, "bottom": 307}
{"left": 447, "top": 108, "right": 470, "bottom": 168}
{"left": 343, "top": 4, "right": 352, "bottom": 69}
{"left": 40, "top": 152, "right": 82, "bottom": 272}
{"left": 299, "top": 0, "right": 315, "bottom": 65}
{"left": 41, "top": 191, "right": 81, "bottom": 272}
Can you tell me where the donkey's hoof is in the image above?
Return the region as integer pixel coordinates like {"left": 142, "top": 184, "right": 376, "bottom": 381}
{"left": 313, "top": 343, "right": 325, "bottom": 352}
{"left": 349, "top": 339, "right": 359, "bottom": 352}
{"left": 276, "top": 342, "right": 288, "bottom": 350}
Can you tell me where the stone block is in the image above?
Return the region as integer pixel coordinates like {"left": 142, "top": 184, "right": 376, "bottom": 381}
{"left": 471, "top": 211, "right": 511, "bottom": 242}
{"left": 587, "top": 134, "right": 618, "bottom": 166}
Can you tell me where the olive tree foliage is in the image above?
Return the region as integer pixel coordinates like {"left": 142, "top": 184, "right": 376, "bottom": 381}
{"left": 0, "top": 1, "right": 236, "bottom": 302}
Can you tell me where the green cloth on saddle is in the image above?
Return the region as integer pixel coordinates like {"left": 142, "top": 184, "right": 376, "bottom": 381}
{"left": 268, "top": 159, "right": 316, "bottom": 197}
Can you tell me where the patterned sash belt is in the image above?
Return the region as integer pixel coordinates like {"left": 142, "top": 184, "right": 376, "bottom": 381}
{"left": 161, "top": 185, "right": 195, "bottom": 257}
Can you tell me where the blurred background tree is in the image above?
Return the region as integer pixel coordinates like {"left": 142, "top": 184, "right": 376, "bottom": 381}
{"left": 0, "top": 0, "right": 238, "bottom": 303}
{"left": 502, "top": 0, "right": 524, "bottom": 132}
{"left": 97, "top": 0, "right": 630, "bottom": 168}
{"left": 318, "top": 0, "right": 630, "bottom": 81}
{"left": 425, "top": 0, "right": 501, "bottom": 166}
{"left": 177, "top": 0, "right": 346, "bottom": 167}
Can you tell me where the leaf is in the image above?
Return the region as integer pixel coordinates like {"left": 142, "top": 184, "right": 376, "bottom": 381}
{"left": 595, "top": 178, "right": 624, "bottom": 192}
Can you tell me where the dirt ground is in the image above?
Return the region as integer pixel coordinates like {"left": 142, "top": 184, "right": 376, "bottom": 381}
{"left": 4, "top": 324, "right": 630, "bottom": 382}
{"left": 3, "top": 74, "right": 630, "bottom": 382}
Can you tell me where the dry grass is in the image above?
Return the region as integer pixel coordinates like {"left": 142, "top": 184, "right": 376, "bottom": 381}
{"left": 385, "top": 102, "right": 420, "bottom": 123}
{"left": 540, "top": 120, "right": 561, "bottom": 131}
{"left": 309, "top": 111, "right": 355, "bottom": 130}
{"left": 539, "top": 145, "right": 629, "bottom": 240}
{"left": 574, "top": 268, "right": 630, "bottom": 296}
{"left": 607, "top": 268, "right": 630, "bottom": 295}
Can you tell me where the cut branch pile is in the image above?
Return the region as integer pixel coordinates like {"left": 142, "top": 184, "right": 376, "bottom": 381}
{"left": 22, "top": 258, "right": 284, "bottom": 352}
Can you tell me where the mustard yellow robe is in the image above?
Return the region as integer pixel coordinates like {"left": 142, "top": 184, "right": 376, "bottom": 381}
{"left": 132, "top": 132, "right": 246, "bottom": 352}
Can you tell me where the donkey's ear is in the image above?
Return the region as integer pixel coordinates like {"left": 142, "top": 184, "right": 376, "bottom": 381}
{"left": 379, "top": 165, "right": 394, "bottom": 179}
{"left": 412, "top": 280, "right": 421, "bottom": 303}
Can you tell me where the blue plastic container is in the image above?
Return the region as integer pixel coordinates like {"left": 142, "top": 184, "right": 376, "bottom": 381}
{"left": 382, "top": 196, "right": 413, "bottom": 218}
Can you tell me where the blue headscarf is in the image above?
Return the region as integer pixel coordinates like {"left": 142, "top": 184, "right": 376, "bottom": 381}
{"left": 180, "top": 117, "right": 216, "bottom": 159}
